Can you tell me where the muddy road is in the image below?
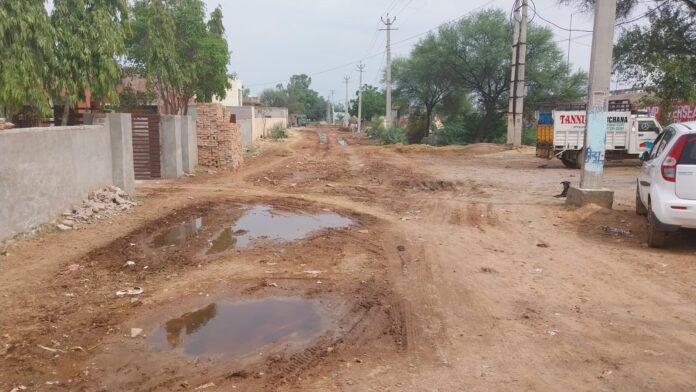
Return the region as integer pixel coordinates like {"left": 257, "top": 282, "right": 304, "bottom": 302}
{"left": 1, "top": 127, "right": 695, "bottom": 391}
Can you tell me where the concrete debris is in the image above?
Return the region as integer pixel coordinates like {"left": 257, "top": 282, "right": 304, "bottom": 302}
{"left": 58, "top": 186, "right": 136, "bottom": 227}
{"left": 131, "top": 328, "right": 143, "bottom": 338}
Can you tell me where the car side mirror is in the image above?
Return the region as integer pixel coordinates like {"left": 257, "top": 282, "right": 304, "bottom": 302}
{"left": 640, "top": 151, "right": 650, "bottom": 161}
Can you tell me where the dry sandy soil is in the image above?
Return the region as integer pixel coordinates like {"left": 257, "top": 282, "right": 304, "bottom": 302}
{"left": 1, "top": 126, "right": 695, "bottom": 392}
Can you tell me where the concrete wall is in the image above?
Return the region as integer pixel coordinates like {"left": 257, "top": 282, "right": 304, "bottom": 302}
{"left": 180, "top": 115, "right": 197, "bottom": 174}
{"left": 0, "top": 113, "right": 134, "bottom": 241}
{"left": 160, "top": 115, "right": 183, "bottom": 179}
{"left": 228, "top": 106, "right": 255, "bottom": 146}
{"left": 228, "top": 106, "right": 288, "bottom": 146}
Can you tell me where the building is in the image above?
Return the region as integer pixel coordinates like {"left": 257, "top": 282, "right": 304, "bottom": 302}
{"left": 213, "top": 78, "right": 244, "bottom": 107}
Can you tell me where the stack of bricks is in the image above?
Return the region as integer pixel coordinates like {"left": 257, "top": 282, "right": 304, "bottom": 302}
{"left": 195, "top": 103, "right": 243, "bottom": 170}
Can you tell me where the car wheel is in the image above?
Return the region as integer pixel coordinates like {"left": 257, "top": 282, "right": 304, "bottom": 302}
{"left": 635, "top": 184, "right": 648, "bottom": 216}
{"left": 647, "top": 202, "right": 667, "bottom": 248}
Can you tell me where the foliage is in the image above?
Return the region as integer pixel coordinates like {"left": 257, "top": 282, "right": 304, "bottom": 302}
{"left": 116, "top": 83, "right": 158, "bottom": 109}
{"left": 349, "top": 85, "right": 386, "bottom": 123}
{"left": 366, "top": 117, "right": 407, "bottom": 145}
{"left": 129, "top": 0, "right": 230, "bottom": 114}
{"left": 0, "top": 1, "right": 55, "bottom": 115}
{"left": 613, "top": 3, "right": 696, "bottom": 123}
{"left": 392, "top": 33, "right": 458, "bottom": 138}
{"left": 405, "top": 114, "right": 429, "bottom": 144}
{"left": 259, "top": 75, "right": 328, "bottom": 121}
{"left": 438, "top": 9, "right": 586, "bottom": 142}
{"left": 269, "top": 123, "right": 288, "bottom": 139}
{"left": 435, "top": 120, "right": 470, "bottom": 145}
{"left": 51, "top": 0, "right": 130, "bottom": 124}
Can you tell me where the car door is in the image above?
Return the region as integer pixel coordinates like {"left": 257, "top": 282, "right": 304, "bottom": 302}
{"left": 640, "top": 129, "right": 672, "bottom": 202}
{"left": 676, "top": 134, "right": 696, "bottom": 200}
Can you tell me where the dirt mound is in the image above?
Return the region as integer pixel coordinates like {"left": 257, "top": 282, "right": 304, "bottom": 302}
{"left": 385, "top": 143, "right": 509, "bottom": 155}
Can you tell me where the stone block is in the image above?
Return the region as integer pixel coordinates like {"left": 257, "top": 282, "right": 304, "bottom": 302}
{"left": 565, "top": 186, "right": 614, "bottom": 209}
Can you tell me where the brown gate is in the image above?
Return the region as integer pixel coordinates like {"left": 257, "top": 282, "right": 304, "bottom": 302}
{"left": 131, "top": 114, "right": 161, "bottom": 180}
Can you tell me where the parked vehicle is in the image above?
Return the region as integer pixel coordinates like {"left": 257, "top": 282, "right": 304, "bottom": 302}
{"left": 636, "top": 122, "right": 696, "bottom": 247}
{"left": 552, "top": 111, "right": 662, "bottom": 168}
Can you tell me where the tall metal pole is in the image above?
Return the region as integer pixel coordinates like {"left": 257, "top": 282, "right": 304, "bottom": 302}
{"left": 506, "top": 0, "right": 528, "bottom": 146}
{"left": 381, "top": 14, "right": 397, "bottom": 128}
{"left": 357, "top": 62, "right": 366, "bottom": 133}
{"left": 579, "top": 0, "right": 617, "bottom": 190}
{"left": 567, "top": 13, "right": 573, "bottom": 69}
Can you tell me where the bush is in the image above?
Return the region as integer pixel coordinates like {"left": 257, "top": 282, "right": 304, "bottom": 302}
{"left": 406, "top": 115, "right": 429, "bottom": 144}
{"left": 365, "top": 117, "right": 407, "bottom": 145}
{"left": 523, "top": 129, "right": 536, "bottom": 146}
{"left": 436, "top": 121, "right": 470, "bottom": 145}
{"left": 269, "top": 123, "right": 287, "bottom": 139}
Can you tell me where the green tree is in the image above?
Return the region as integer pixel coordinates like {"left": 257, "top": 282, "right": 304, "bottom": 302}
{"left": 392, "top": 33, "right": 459, "bottom": 141}
{"left": 613, "top": 3, "right": 696, "bottom": 122}
{"left": 439, "top": 9, "right": 586, "bottom": 142}
{"left": 52, "top": 0, "right": 130, "bottom": 124}
{"left": 129, "top": 0, "right": 230, "bottom": 114}
{"left": 349, "top": 85, "right": 386, "bottom": 122}
{"left": 0, "top": 1, "right": 55, "bottom": 116}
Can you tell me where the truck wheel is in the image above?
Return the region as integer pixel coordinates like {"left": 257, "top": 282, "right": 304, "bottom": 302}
{"left": 560, "top": 154, "right": 577, "bottom": 168}
{"left": 635, "top": 185, "right": 648, "bottom": 216}
{"left": 576, "top": 148, "right": 585, "bottom": 170}
{"left": 646, "top": 202, "right": 667, "bottom": 248}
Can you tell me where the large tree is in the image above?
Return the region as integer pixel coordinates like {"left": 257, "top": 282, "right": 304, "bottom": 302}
{"left": 129, "top": 0, "right": 230, "bottom": 114}
{"left": 52, "top": 0, "right": 130, "bottom": 124}
{"left": 439, "top": 9, "right": 586, "bottom": 142}
{"left": 392, "top": 33, "right": 459, "bottom": 139}
{"left": 0, "top": 1, "right": 55, "bottom": 116}
{"left": 614, "top": 3, "right": 696, "bottom": 122}
{"left": 260, "top": 75, "right": 328, "bottom": 120}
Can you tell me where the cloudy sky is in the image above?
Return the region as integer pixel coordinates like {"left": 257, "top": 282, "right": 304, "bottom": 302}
{"left": 203, "top": 0, "right": 646, "bottom": 99}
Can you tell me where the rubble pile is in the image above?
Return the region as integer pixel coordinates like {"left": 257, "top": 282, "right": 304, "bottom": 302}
{"left": 0, "top": 118, "right": 15, "bottom": 130}
{"left": 54, "top": 186, "right": 137, "bottom": 230}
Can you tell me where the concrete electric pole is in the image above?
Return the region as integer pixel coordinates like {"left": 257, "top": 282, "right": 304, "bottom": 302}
{"left": 343, "top": 76, "right": 351, "bottom": 127}
{"left": 330, "top": 90, "right": 335, "bottom": 124}
{"left": 381, "top": 14, "right": 397, "bottom": 128}
{"left": 567, "top": 0, "right": 617, "bottom": 208}
{"left": 506, "top": 0, "right": 528, "bottom": 147}
{"left": 357, "top": 62, "right": 366, "bottom": 133}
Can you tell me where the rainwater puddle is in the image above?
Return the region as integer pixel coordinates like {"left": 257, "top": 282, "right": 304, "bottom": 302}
{"left": 208, "top": 205, "right": 352, "bottom": 253}
{"left": 148, "top": 297, "right": 327, "bottom": 359}
{"left": 154, "top": 217, "right": 204, "bottom": 248}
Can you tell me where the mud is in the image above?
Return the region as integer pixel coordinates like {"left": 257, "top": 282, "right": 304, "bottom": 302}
{"left": 2, "top": 127, "right": 696, "bottom": 391}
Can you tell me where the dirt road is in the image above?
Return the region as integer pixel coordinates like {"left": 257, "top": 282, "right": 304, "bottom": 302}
{"left": 1, "top": 127, "right": 695, "bottom": 391}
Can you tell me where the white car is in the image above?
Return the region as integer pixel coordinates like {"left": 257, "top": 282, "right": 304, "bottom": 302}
{"left": 636, "top": 122, "right": 696, "bottom": 247}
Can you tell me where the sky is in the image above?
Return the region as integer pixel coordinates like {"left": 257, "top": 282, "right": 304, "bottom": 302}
{"left": 203, "top": 0, "right": 651, "bottom": 100}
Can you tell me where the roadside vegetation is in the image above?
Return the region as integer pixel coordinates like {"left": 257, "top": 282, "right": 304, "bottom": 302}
{"left": 0, "top": 0, "right": 231, "bottom": 123}
{"left": 269, "top": 123, "right": 288, "bottom": 140}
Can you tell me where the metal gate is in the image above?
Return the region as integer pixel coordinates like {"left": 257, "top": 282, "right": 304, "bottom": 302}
{"left": 131, "top": 114, "right": 161, "bottom": 180}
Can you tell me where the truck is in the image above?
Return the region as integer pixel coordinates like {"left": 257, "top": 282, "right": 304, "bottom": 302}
{"left": 536, "top": 104, "right": 662, "bottom": 168}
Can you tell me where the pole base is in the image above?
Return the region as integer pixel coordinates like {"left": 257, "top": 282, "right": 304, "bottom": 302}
{"left": 565, "top": 186, "right": 614, "bottom": 209}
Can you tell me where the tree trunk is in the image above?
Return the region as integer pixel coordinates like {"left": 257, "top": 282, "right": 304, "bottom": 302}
{"left": 425, "top": 106, "right": 433, "bottom": 136}
{"left": 61, "top": 101, "right": 70, "bottom": 126}
{"left": 475, "top": 102, "right": 497, "bottom": 143}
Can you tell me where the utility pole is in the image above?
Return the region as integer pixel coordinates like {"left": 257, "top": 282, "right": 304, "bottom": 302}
{"left": 381, "top": 14, "right": 397, "bottom": 128}
{"left": 326, "top": 96, "right": 330, "bottom": 123}
{"left": 357, "top": 62, "right": 366, "bottom": 133}
{"left": 567, "top": 0, "right": 617, "bottom": 208}
{"left": 330, "top": 89, "right": 335, "bottom": 124}
{"left": 567, "top": 13, "right": 574, "bottom": 69}
{"left": 343, "top": 76, "right": 351, "bottom": 127}
{"left": 506, "top": 0, "right": 528, "bottom": 147}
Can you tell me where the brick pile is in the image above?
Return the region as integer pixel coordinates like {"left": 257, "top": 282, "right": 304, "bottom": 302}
{"left": 195, "top": 103, "right": 243, "bottom": 170}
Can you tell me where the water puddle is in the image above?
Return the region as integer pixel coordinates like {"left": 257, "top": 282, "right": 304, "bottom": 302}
{"left": 208, "top": 205, "right": 351, "bottom": 253}
{"left": 154, "top": 217, "right": 204, "bottom": 248}
{"left": 148, "top": 297, "right": 326, "bottom": 359}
